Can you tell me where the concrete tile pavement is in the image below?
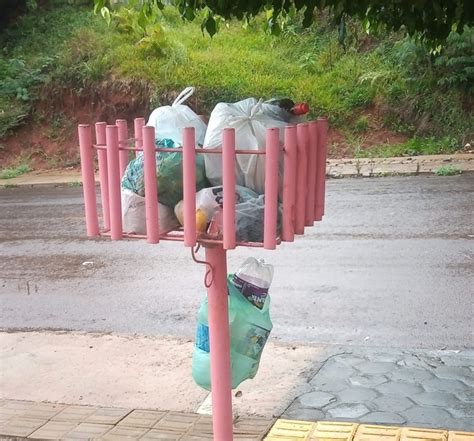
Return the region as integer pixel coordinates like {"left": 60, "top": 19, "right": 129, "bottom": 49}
{"left": 282, "top": 346, "right": 474, "bottom": 431}
{"left": 265, "top": 420, "right": 474, "bottom": 440}
{"left": 0, "top": 401, "right": 275, "bottom": 440}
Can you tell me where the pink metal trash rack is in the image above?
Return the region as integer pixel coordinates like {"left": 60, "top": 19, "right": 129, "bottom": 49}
{"left": 78, "top": 117, "right": 328, "bottom": 441}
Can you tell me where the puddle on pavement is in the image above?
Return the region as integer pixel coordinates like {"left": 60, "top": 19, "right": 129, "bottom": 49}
{"left": 0, "top": 254, "right": 105, "bottom": 280}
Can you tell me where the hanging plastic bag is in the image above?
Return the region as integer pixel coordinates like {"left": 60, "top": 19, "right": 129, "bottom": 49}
{"left": 147, "top": 87, "right": 207, "bottom": 146}
{"left": 203, "top": 98, "right": 290, "bottom": 194}
{"left": 192, "top": 258, "right": 274, "bottom": 390}
{"left": 121, "top": 188, "right": 179, "bottom": 235}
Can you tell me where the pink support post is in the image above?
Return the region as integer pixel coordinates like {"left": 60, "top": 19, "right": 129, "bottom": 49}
{"left": 95, "top": 122, "right": 110, "bottom": 231}
{"left": 134, "top": 118, "right": 145, "bottom": 157}
{"left": 106, "top": 125, "right": 123, "bottom": 240}
{"left": 183, "top": 127, "right": 196, "bottom": 247}
{"left": 305, "top": 121, "right": 318, "bottom": 226}
{"left": 78, "top": 125, "right": 99, "bottom": 237}
{"left": 206, "top": 246, "right": 233, "bottom": 441}
{"left": 282, "top": 125, "right": 297, "bottom": 242}
{"left": 295, "top": 123, "right": 309, "bottom": 234}
{"left": 315, "top": 118, "right": 328, "bottom": 221}
{"left": 264, "top": 127, "right": 280, "bottom": 249}
{"left": 222, "top": 128, "right": 236, "bottom": 250}
{"left": 116, "top": 119, "right": 129, "bottom": 177}
{"left": 143, "top": 126, "right": 160, "bottom": 244}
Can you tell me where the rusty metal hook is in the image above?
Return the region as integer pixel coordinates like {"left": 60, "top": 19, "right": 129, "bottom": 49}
{"left": 191, "top": 244, "right": 214, "bottom": 288}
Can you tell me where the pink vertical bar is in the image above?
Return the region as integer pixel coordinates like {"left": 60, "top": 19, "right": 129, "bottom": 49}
{"left": 116, "top": 119, "right": 129, "bottom": 176}
{"left": 78, "top": 124, "right": 99, "bottom": 237}
{"left": 282, "top": 125, "right": 297, "bottom": 242}
{"left": 264, "top": 127, "right": 280, "bottom": 249}
{"left": 106, "top": 125, "right": 122, "bottom": 240}
{"left": 313, "top": 120, "right": 320, "bottom": 222}
{"left": 222, "top": 128, "right": 236, "bottom": 250}
{"left": 134, "top": 117, "right": 145, "bottom": 157}
{"left": 183, "top": 127, "right": 196, "bottom": 247}
{"left": 206, "top": 246, "right": 233, "bottom": 441}
{"left": 305, "top": 121, "right": 318, "bottom": 226}
{"left": 95, "top": 122, "right": 110, "bottom": 231}
{"left": 295, "top": 123, "right": 309, "bottom": 234}
{"left": 315, "top": 118, "right": 328, "bottom": 221}
{"left": 143, "top": 126, "right": 160, "bottom": 244}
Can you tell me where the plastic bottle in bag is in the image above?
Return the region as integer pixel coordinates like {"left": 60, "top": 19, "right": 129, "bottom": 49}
{"left": 228, "top": 258, "right": 273, "bottom": 381}
{"left": 230, "top": 257, "right": 273, "bottom": 310}
{"left": 192, "top": 258, "right": 273, "bottom": 390}
{"left": 265, "top": 98, "right": 310, "bottom": 121}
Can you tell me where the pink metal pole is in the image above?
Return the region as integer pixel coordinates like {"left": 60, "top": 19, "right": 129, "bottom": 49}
{"left": 295, "top": 123, "right": 309, "bottom": 234}
{"left": 134, "top": 118, "right": 145, "bottom": 157}
{"left": 116, "top": 119, "right": 129, "bottom": 177}
{"left": 282, "top": 125, "right": 297, "bottom": 242}
{"left": 305, "top": 121, "right": 318, "bottom": 226}
{"left": 106, "top": 125, "right": 122, "bottom": 240}
{"left": 143, "top": 126, "right": 160, "bottom": 244}
{"left": 222, "top": 128, "right": 236, "bottom": 250}
{"left": 206, "top": 246, "right": 233, "bottom": 441}
{"left": 315, "top": 118, "right": 328, "bottom": 221}
{"left": 264, "top": 127, "right": 280, "bottom": 249}
{"left": 78, "top": 124, "right": 99, "bottom": 237}
{"left": 95, "top": 122, "right": 110, "bottom": 231}
{"left": 183, "top": 127, "right": 196, "bottom": 247}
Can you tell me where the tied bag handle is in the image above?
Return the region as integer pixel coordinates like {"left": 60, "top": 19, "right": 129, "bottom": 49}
{"left": 172, "top": 86, "right": 195, "bottom": 107}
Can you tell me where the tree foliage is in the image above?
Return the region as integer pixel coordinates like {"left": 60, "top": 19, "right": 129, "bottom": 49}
{"left": 93, "top": 0, "right": 473, "bottom": 46}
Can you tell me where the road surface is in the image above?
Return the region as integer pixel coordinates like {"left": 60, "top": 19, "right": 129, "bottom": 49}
{"left": 0, "top": 175, "right": 472, "bottom": 348}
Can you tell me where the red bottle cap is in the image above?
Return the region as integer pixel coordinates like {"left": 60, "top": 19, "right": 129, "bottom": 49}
{"left": 292, "top": 102, "right": 309, "bottom": 115}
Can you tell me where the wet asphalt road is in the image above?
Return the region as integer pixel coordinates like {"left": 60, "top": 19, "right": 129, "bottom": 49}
{"left": 0, "top": 175, "right": 473, "bottom": 349}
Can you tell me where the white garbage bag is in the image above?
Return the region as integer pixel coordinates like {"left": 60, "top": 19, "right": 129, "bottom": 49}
{"left": 121, "top": 189, "right": 179, "bottom": 235}
{"left": 147, "top": 86, "right": 207, "bottom": 146}
{"left": 203, "top": 98, "right": 289, "bottom": 194}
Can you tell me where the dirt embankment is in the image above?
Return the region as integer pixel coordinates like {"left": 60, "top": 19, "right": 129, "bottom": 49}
{"left": 0, "top": 84, "right": 409, "bottom": 171}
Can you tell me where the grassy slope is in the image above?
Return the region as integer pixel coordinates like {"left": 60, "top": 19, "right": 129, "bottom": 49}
{"left": 0, "top": 4, "right": 472, "bottom": 170}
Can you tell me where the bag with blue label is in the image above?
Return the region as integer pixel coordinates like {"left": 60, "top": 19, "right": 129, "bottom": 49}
{"left": 192, "top": 257, "right": 273, "bottom": 391}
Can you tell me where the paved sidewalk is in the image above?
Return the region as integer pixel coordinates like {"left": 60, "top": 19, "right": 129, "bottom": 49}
{"left": 2, "top": 400, "right": 473, "bottom": 440}
{"left": 327, "top": 153, "right": 474, "bottom": 177}
{"left": 266, "top": 419, "right": 474, "bottom": 440}
{"left": 0, "top": 400, "right": 274, "bottom": 440}
{"left": 283, "top": 346, "right": 473, "bottom": 431}
{"left": 1, "top": 153, "right": 473, "bottom": 187}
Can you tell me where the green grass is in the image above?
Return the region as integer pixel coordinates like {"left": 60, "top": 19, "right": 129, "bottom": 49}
{"left": 0, "top": 6, "right": 103, "bottom": 135}
{"left": 0, "top": 164, "right": 31, "bottom": 179}
{"left": 0, "top": 4, "right": 472, "bottom": 157}
{"left": 434, "top": 165, "right": 462, "bottom": 176}
{"left": 354, "top": 116, "right": 369, "bottom": 133}
{"left": 355, "top": 137, "right": 460, "bottom": 158}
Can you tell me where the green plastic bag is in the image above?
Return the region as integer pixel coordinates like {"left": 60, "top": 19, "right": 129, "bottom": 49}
{"left": 192, "top": 274, "right": 273, "bottom": 391}
{"left": 121, "top": 139, "right": 208, "bottom": 208}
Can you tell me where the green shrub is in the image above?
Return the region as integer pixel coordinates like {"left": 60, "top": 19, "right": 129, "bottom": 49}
{"left": 434, "top": 165, "right": 462, "bottom": 176}
{"left": 0, "top": 4, "right": 471, "bottom": 156}
{"left": 354, "top": 116, "right": 369, "bottom": 132}
{"left": 434, "top": 26, "right": 474, "bottom": 90}
{"left": 0, "top": 164, "right": 30, "bottom": 179}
